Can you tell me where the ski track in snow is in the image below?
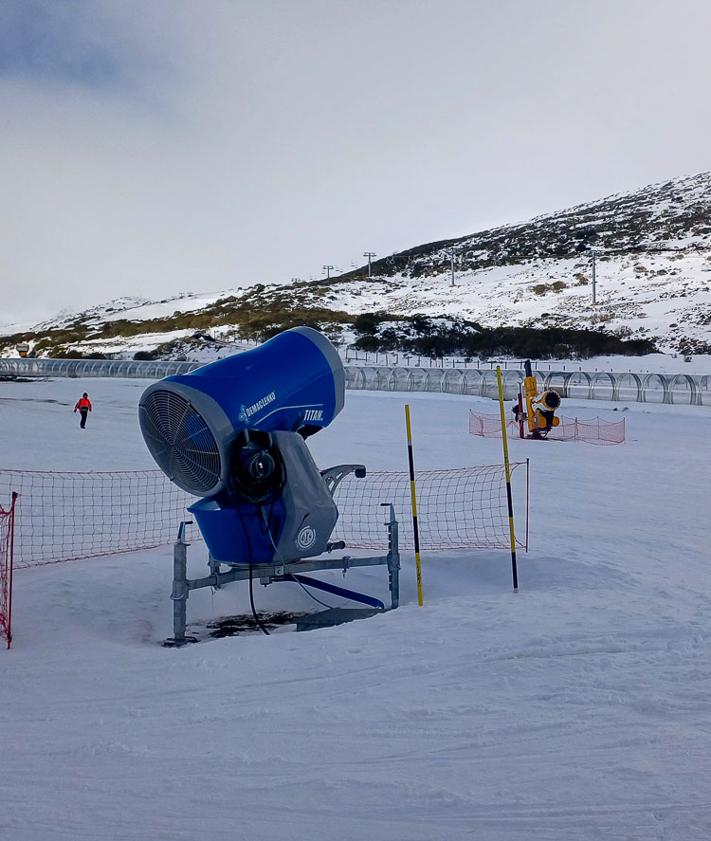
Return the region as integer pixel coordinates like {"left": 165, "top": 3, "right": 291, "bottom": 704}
{"left": 0, "top": 378, "right": 710, "bottom": 840}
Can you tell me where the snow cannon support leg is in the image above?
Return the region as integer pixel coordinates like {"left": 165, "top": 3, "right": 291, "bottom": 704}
{"left": 383, "top": 502, "right": 401, "bottom": 609}
{"left": 164, "top": 521, "right": 198, "bottom": 647}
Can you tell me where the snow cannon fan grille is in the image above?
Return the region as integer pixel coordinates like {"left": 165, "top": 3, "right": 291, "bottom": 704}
{"left": 139, "top": 388, "right": 221, "bottom": 496}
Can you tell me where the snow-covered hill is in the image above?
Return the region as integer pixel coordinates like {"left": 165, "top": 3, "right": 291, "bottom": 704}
{"left": 2, "top": 171, "right": 711, "bottom": 357}
{"left": 319, "top": 170, "right": 711, "bottom": 352}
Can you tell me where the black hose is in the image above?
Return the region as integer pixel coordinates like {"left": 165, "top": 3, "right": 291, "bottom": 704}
{"left": 249, "top": 564, "right": 270, "bottom": 636}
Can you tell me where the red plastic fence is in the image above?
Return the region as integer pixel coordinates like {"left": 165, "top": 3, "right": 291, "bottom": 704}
{"left": 0, "top": 464, "right": 527, "bottom": 570}
{"left": 0, "top": 492, "right": 17, "bottom": 649}
{"left": 469, "top": 410, "right": 625, "bottom": 445}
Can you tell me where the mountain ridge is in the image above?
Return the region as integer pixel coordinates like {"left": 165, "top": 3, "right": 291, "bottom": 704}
{"left": 2, "top": 171, "right": 710, "bottom": 358}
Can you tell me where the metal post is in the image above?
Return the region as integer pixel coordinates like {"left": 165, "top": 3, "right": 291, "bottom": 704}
{"left": 207, "top": 553, "right": 221, "bottom": 580}
{"left": 363, "top": 251, "right": 376, "bottom": 278}
{"left": 450, "top": 249, "right": 455, "bottom": 287}
{"left": 382, "top": 503, "right": 400, "bottom": 609}
{"left": 323, "top": 264, "right": 334, "bottom": 280}
{"left": 4, "top": 492, "right": 17, "bottom": 649}
{"left": 170, "top": 540, "right": 188, "bottom": 644}
{"left": 404, "top": 405, "right": 424, "bottom": 606}
{"left": 164, "top": 521, "right": 197, "bottom": 647}
{"left": 592, "top": 251, "right": 596, "bottom": 305}
{"left": 525, "top": 458, "right": 530, "bottom": 552}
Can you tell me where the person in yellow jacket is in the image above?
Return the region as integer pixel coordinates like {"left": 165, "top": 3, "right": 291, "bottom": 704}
{"left": 74, "top": 393, "right": 93, "bottom": 429}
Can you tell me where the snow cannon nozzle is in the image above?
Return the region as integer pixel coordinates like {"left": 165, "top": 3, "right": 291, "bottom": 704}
{"left": 541, "top": 390, "right": 561, "bottom": 410}
{"left": 137, "top": 327, "right": 345, "bottom": 567}
{"left": 138, "top": 326, "right": 344, "bottom": 498}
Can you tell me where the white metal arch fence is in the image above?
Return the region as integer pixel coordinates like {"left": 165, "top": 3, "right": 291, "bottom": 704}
{"left": 0, "top": 358, "right": 708, "bottom": 406}
{"left": 0, "top": 358, "right": 202, "bottom": 379}
{"left": 344, "top": 366, "right": 710, "bottom": 406}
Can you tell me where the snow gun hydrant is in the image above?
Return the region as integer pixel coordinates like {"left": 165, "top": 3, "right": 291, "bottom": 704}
{"left": 519, "top": 360, "right": 561, "bottom": 439}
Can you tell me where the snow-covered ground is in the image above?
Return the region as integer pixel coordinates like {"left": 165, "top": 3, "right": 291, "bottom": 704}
{"left": 510, "top": 352, "right": 711, "bottom": 375}
{"left": 1, "top": 378, "right": 710, "bottom": 840}
{"left": 344, "top": 351, "right": 711, "bottom": 376}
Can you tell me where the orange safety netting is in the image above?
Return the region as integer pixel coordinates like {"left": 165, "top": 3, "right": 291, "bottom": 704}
{"left": 469, "top": 410, "right": 625, "bottom": 445}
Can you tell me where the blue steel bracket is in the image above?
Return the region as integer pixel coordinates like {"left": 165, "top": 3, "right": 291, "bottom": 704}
{"left": 207, "top": 553, "right": 222, "bottom": 585}
{"left": 282, "top": 573, "right": 385, "bottom": 610}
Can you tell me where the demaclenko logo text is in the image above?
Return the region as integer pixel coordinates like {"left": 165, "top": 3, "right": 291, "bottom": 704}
{"left": 243, "top": 391, "right": 276, "bottom": 419}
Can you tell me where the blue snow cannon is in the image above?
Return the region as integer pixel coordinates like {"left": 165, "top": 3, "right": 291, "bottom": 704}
{"left": 138, "top": 327, "right": 346, "bottom": 566}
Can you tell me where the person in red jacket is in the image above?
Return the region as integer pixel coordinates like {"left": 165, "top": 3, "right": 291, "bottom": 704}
{"left": 74, "top": 393, "right": 92, "bottom": 429}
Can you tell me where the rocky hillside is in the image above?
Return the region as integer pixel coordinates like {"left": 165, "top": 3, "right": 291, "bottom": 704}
{"left": 2, "top": 171, "right": 710, "bottom": 359}
{"left": 352, "top": 171, "right": 711, "bottom": 278}
{"left": 325, "top": 170, "right": 711, "bottom": 353}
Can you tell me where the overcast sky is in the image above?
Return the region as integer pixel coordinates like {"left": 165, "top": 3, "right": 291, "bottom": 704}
{"left": 2, "top": 0, "right": 710, "bottom": 325}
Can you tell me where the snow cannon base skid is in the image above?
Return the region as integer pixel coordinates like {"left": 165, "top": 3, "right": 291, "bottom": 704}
{"left": 528, "top": 412, "right": 561, "bottom": 440}
{"left": 163, "top": 465, "right": 401, "bottom": 647}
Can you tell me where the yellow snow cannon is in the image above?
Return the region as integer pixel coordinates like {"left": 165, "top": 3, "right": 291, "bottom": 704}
{"left": 522, "top": 361, "right": 561, "bottom": 438}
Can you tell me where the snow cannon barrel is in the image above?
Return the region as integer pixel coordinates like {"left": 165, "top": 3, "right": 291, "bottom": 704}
{"left": 138, "top": 327, "right": 345, "bottom": 498}
{"left": 539, "top": 390, "right": 561, "bottom": 411}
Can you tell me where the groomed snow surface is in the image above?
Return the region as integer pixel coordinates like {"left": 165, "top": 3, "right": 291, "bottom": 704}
{"left": 1, "top": 378, "right": 710, "bottom": 841}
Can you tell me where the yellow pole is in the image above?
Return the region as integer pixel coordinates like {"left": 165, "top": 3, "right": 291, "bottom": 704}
{"left": 496, "top": 367, "right": 519, "bottom": 592}
{"left": 522, "top": 360, "right": 538, "bottom": 434}
{"left": 404, "top": 404, "right": 424, "bottom": 606}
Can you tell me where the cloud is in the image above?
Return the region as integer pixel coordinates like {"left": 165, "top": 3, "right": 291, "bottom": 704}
{"left": 0, "top": 1, "right": 204, "bottom": 323}
{"left": 1, "top": 0, "right": 711, "bottom": 327}
{"left": 1, "top": 1, "right": 123, "bottom": 88}
{"left": 0, "top": 1, "right": 185, "bottom": 100}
